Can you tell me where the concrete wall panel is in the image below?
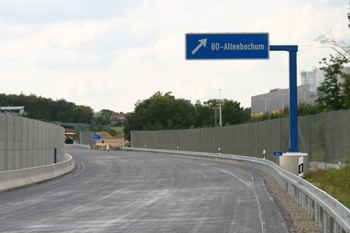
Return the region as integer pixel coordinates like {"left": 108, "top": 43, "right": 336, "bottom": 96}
{"left": 27, "top": 150, "right": 33, "bottom": 168}
{"left": 14, "top": 116, "right": 22, "bottom": 150}
{"left": 14, "top": 150, "right": 22, "bottom": 170}
{"left": 33, "top": 120, "right": 38, "bottom": 150}
{"left": 22, "top": 150, "right": 28, "bottom": 169}
{"left": 0, "top": 114, "right": 6, "bottom": 150}
{"left": 21, "top": 117, "right": 28, "bottom": 150}
{"left": 7, "top": 115, "right": 15, "bottom": 151}
{"left": 28, "top": 119, "right": 33, "bottom": 150}
{"left": 7, "top": 149, "right": 14, "bottom": 170}
{"left": 0, "top": 150, "right": 6, "bottom": 171}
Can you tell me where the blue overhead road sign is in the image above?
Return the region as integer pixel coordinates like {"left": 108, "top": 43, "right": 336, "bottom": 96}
{"left": 92, "top": 134, "right": 102, "bottom": 141}
{"left": 186, "top": 33, "right": 269, "bottom": 60}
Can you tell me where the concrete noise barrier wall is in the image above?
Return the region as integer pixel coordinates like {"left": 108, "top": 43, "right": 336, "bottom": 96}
{"left": 0, "top": 113, "right": 65, "bottom": 172}
{"left": 79, "top": 131, "right": 96, "bottom": 147}
{"left": 0, "top": 153, "right": 75, "bottom": 192}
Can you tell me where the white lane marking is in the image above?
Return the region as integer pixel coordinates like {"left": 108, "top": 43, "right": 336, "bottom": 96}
{"left": 216, "top": 168, "right": 265, "bottom": 233}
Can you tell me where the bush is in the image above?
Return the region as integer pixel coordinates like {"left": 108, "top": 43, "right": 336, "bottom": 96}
{"left": 105, "top": 128, "right": 117, "bottom": 137}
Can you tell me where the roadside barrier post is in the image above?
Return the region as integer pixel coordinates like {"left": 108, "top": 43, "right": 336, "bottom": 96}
{"left": 54, "top": 148, "right": 57, "bottom": 164}
{"left": 299, "top": 156, "right": 304, "bottom": 177}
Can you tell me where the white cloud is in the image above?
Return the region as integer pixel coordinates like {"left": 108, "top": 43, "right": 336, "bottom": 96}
{"left": 0, "top": 0, "right": 348, "bottom": 112}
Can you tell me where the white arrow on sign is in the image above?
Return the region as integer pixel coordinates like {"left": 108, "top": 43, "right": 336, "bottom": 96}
{"left": 191, "top": 38, "right": 207, "bottom": 55}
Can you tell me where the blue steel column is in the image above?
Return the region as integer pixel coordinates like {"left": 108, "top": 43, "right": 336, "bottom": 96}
{"left": 289, "top": 51, "right": 299, "bottom": 152}
{"left": 269, "top": 45, "right": 299, "bottom": 152}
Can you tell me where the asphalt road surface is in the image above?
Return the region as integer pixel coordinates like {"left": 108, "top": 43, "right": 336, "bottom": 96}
{"left": 0, "top": 145, "right": 288, "bottom": 233}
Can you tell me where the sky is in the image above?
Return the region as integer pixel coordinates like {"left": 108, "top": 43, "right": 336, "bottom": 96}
{"left": 0, "top": 0, "right": 349, "bottom": 113}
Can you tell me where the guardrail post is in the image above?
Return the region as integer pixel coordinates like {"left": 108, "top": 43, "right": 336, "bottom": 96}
{"left": 308, "top": 197, "right": 311, "bottom": 215}
{"left": 330, "top": 217, "right": 334, "bottom": 233}
{"left": 324, "top": 210, "right": 328, "bottom": 233}
{"left": 334, "top": 222, "right": 338, "bottom": 233}
{"left": 319, "top": 207, "right": 323, "bottom": 229}
{"left": 315, "top": 203, "right": 319, "bottom": 224}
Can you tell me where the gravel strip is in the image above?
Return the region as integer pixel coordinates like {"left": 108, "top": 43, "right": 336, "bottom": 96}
{"left": 257, "top": 171, "right": 323, "bottom": 233}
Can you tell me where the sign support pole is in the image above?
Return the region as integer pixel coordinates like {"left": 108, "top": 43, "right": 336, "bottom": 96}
{"left": 270, "top": 45, "right": 299, "bottom": 152}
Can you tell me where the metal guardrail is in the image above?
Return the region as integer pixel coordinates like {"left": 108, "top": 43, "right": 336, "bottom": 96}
{"left": 124, "top": 147, "right": 350, "bottom": 233}
{"left": 72, "top": 143, "right": 91, "bottom": 150}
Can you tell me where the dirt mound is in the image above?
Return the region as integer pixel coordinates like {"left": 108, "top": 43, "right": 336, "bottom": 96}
{"left": 114, "top": 133, "right": 124, "bottom": 139}
{"left": 96, "top": 131, "right": 115, "bottom": 139}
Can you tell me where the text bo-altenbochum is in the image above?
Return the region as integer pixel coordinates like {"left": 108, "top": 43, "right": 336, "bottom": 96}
{"left": 186, "top": 33, "right": 269, "bottom": 60}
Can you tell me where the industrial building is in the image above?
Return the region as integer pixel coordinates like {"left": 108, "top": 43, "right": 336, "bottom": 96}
{"left": 251, "top": 66, "right": 350, "bottom": 116}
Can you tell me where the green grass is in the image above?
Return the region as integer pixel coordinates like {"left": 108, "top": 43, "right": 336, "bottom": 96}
{"left": 305, "top": 163, "right": 350, "bottom": 208}
{"left": 108, "top": 127, "right": 124, "bottom": 134}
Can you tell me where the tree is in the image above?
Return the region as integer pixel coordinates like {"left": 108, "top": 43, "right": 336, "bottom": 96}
{"left": 313, "top": 31, "right": 350, "bottom": 59}
{"left": 316, "top": 55, "right": 349, "bottom": 110}
{"left": 100, "top": 109, "right": 115, "bottom": 116}
{"left": 124, "top": 91, "right": 195, "bottom": 141}
{"left": 243, "top": 107, "right": 251, "bottom": 122}
{"left": 0, "top": 93, "right": 93, "bottom": 123}
{"left": 339, "top": 72, "right": 350, "bottom": 109}
{"left": 71, "top": 106, "right": 93, "bottom": 124}
{"left": 95, "top": 115, "right": 108, "bottom": 125}
{"left": 193, "top": 100, "right": 213, "bottom": 128}
{"left": 221, "top": 99, "right": 245, "bottom": 125}
{"left": 167, "top": 119, "right": 174, "bottom": 129}
{"left": 114, "top": 119, "right": 124, "bottom": 127}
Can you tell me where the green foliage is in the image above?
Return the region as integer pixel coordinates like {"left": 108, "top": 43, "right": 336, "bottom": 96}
{"left": 100, "top": 109, "right": 115, "bottom": 116}
{"left": 95, "top": 115, "right": 108, "bottom": 125}
{"left": 316, "top": 55, "right": 349, "bottom": 111}
{"left": 114, "top": 119, "right": 123, "bottom": 127}
{"left": 88, "top": 124, "right": 103, "bottom": 131}
{"left": 0, "top": 93, "right": 93, "bottom": 123}
{"left": 194, "top": 100, "right": 213, "bottom": 127}
{"left": 124, "top": 91, "right": 250, "bottom": 141}
{"left": 243, "top": 107, "right": 251, "bottom": 122}
{"left": 250, "top": 102, "right": 323, "bottom": 123}
{"left": 109, "top": 127, "right": 124, "bottom": 134}
{"left": 269, "top": 88, "right": 282, "bottom": 92}
{"left": 105, "top": 128, "right": 117, "bottom": 137}
{"left": 305, "top": 162, "right": 350, "bottom": 208}
{"left": 297, "top": 102, "right": 323, "bottom": 116}
{"left": 124, "top": 91, "right": 196, "bottom": 141}
{"left": 221, "top": 99, "right": 245, "bottom": 125}
{"left": 340, "top": 72, "right": 350, "bottom": 109}
{"left": 167, "top": 119, "right": 174, "bottom": 129}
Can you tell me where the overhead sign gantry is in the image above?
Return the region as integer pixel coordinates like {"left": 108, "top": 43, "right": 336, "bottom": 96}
{"left": 185, "top": 32, "right": 300, "bottom": 153}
